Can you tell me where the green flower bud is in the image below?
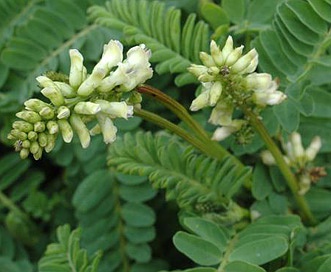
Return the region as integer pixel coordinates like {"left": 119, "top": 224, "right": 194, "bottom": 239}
{"left": 58, "top": 119, "right": 73, "bottom": 143}
{"left": 22, "top": 140, "right": 31, "bottom": 149}
{"left": 57, "top": 106, "right": 70, "bottom": 119}
{"left": 45, "top": 134, "right": 56, "bottom": 153}
{"left": 30, "top": 141, "right": 40, "bottom": 154}
{"left": 260, "top": 150, "right": 276, "bottom": 165}
{"left": 187, "top": 64, "right": 209, "bottom": 78}
{"left": 96, "top": 113, "right": 118, "bottom": 144}
{"left": 36, "top": 75, "right": 55, "bottom": 88}
{"left": 24, "top": 99, "right": 50, "bottom": 112}
{"left": 34, "top": 121, "right": 46, "bottom": 133}
{"left": 126, "top": 91, "right": 142, "bottom": 105}
{"left": 28, "top": 131, "right": 38, "bottom": 141}
{"left": 231, "top": 49, "right": 258, "bottom": 74}
{"left": 41, "top": 87, "right": 65, "bottom": 107}
{"left": 39, "top": 107, "right": 55, "bottom": 119}
{"left": 10, "top": 130, "right": 27, "bottom": 141}
{"left": 96, "top": 100, "right": 132, "bottom": 119}
{"left": 46, "top": 121, "right": 59, "bottom": 134}
{"left": 20, "top": 148, "right": 30, "bottom": 159}
{"left": 190, "top": 91, "right": 209, "bottom": 111}
{"left": 208, "top": 81, "right": 222, "bottom": 107}
{"left": 16, "top": 111, "right": 42, "bottom": 123}
{"left": 305, "top": 136, "right": 321, "bottom": 161}
{"left": 221, "top": 36, "right": 234, "bottom": 60}
{"left": 38, "top": 132, "right": 48, "bottom": 147}
{"left": 13, "top": 121, "right": 34, "bottom": 133}
{"left": 54, "top": 82, "right": 76, "bottom": 98}
{"left": 77, "top": 68, "right": 105, "bottom": 96}
{"left": 74, "top": 102, "right": 101, "bottom": 115}
{"left": 33, "top": 148, "right": 43, "bottom": 160}
{"left": 89, "top": 124, "right": 101, "bottom": 136}
{"left": 225, "top": 45, "right": 243, "bottom": 66}
{"left": 199, "top": 52, "right": 215, "bottom": 67}
{"left": 70, "top": 114, "right": 91, "bottom": 148}
{"left": 210, "top": 40, "right": 224, "bottom": 66}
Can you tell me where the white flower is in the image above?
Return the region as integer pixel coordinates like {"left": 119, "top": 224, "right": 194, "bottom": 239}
{"left": 96, "top": 100, "right": 133, "bottom": 119}
{"left": 96, "top": 113, "right": 118, "bottom": 144}
{"left": 305, "top": 136, "right": 322, "bottom": 161}
{"left": 212, "top": 120, "right": 245, "bottom": 141}
{"left": 208, "top": 101, "right": 233, "bottom": 126}
{"left": 69, "top": 49, "right": 86, "bottom": 88}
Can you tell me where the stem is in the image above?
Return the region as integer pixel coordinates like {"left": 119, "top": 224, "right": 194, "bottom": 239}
{"left": 137, "top": 85, "right": 211, "bottom": 142}
{"left": 134, "top": 108, "right": 228, "bottom": 161}
{"left": 0, "top": 191, "right": 24, "bottom": 215}
{"left": 244, "top": 108, "right": 316, "bottom": 225}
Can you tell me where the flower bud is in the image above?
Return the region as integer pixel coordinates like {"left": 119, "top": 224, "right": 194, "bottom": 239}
{"left": 10, "top": 130, "right": 27, "bottom": 141}
{"left": 253, "top": 91, "right": 287, "bottom": 106}
{"left": 231, "top": 49, "right": 258, "bottom": 74}
{"left": 77, "top": 68, "right": 105, "bottom": 96}
{"left": 244, "top": 73, "right": 272, "bottom": 92}
{"left": 190, "top": 91, "right": 209, "bottom": 111}
{"left": 225, "top": 45, "right": 243, "bottom": 66}
{"left": 240, "top": 54, "right": 258, "bottom": 74}
{"left": 208, "top": 101, "right": 233, "bottom": 126}
{"left": 96, "top": 113, "right": 118, "bottom": 144}
{"left": 210, "top": 40, "right": 224, "bottom": 66}
{"left": 199, "top": 52, "right": 215, "bottom": 67}
{"left": 41, "top": 87, "right": 65, "bottom": 106}
{"left": 212, "top": 120, "right": 244, "bottom": 141}
{"left": 74, "top": 102, "right": 101, "bottom": 115}
{"left": 58, "top": 119, "right": 73, "bottom": 143}
{"left": 54, "top": 82, "right": 76, "bottom": 98}
{"left": 34, "top": 121, "right": 46, "bottom": 133}
{"left": 96, "top": 100, "right": 132, "bottom": 119}
{"left": 221, "top": 36, "right": 234, "bottom": 60}
{"left": 30, "top": 141, "right": 40, "bottom": 154}
{"left": 290, "top": 132, "right": 305, "bottom": 160}
{"left": 20, "top": 148, "right": 29, "bottom": 159}
{"left": 22, "top": 140, "right": 30, "bottom": 149}
{"left": 16, "top": 111, "right": 42, "bottom": 123}
{"left": 13, "top": 121, "right": 34, "bottom": 133}
{"left": 36, "top": 76, "right": 55, "bottom": 88}
{"left": 33, "top": 148, "right": 43, "bottom": 160}
{"left": 69, "top": 49, "right": 85, "bottom": 88}
{"left": 57, "top": 106, "right": 70, "bottom": 119}
{"left": 38, "top": 132, "right": 48, "bottom": 147}
{"left": 93, "top": 40, "right": 123, "bottom": 73}
{"left": 305, "top": 136, "right": 321, "bottom": 161}
{"left": 89, "top": 124, "right": 101, "bottom": 136}
{"left": 208, "top": 81, "right": 222, "bottom": 106}
{"left": 28, "top": 131, "right": 38, "bottom": 141}
{"left": 187, "top": 64, "right": 209, "bottom": 78}
{"left": 24, "top": 99, "right": 50, "bottom": 112}
{"left": 47, "top": 121, "right": 59, "bottom": 134}
{"left": 69, "top": 114, "right": 90, "bottom": 148}
{"left": 39, "top": 107, "right": 55, "bottom": 119}
{"left": 45, "top": 134, "right": 56, "bottom": 153}
{"left": 260, "top": 150, "right": 276, "bottom": 165}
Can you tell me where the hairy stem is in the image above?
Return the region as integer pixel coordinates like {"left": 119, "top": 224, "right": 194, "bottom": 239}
{"left": 244, "top": 108, "right": 316, "bottom": 225}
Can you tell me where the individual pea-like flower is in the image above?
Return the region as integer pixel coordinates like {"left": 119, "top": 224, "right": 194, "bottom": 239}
{"left": 188, "top": 36, "right": 287, "bottom": 142}
{"left": 261, "top": 132, "right": 326, "bottom": 195}
{"left": 8, "top": 40, "right": 153, "bottom": 160}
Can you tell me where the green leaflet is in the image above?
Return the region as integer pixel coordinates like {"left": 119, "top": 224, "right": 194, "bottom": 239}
{"left": 38, "top": 225, "right": 102, "bottom": 272}
{"left": 107, "top": 131, "right": 251, "bottom": 212}
{"left": 172, "top": 215, "right": 303, "bottom": 269}
{"left": 89, "top": 0, "right": 209, "bottom": 86}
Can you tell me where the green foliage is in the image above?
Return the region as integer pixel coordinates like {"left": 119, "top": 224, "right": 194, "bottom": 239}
{"left": 108, "top": 131, "right": 251, "bottom": 214}
{"left": 38, "top": 224, "right": 102, "bottom": 272}
{"left": 0, "top": 0, "right": 331, "bottom": 272}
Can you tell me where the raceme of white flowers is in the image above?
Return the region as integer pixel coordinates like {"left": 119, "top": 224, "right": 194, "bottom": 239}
{"left": 188, "top": 36, "right": 287, "bottom": 141}
{"left": 8, "top": 40, "right": 153, "bottom": 160}
{"left": 261, "top": 132, "right": 323, "bottom": 195}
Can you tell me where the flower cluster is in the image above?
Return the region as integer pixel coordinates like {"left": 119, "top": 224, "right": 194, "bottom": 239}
{"left": 261, "top": 132, "right": 325, "bottom": 195}
{"left": 188, "top": 36, "right": 287, "bottom": 141}
{"left": 8, "top": 40, "right": 153, "bottom": 160}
